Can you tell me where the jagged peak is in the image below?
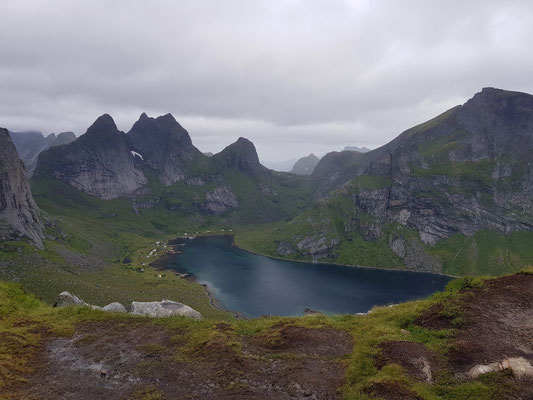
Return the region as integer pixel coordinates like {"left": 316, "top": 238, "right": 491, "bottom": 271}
{"left": 214, "top": 137, "right": 264, "bottom": 174}
{"left": 86, "top": 114, "right": 118, "bottom": 135}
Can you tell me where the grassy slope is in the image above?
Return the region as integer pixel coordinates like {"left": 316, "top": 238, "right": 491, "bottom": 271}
{"left": 4, "top": 272, "right": 531, "bottom": 399}
{"left": 0, "top": 169, "right": 313, "bottom": 315}
{"left": 235, "top": 111, "right": 533, "bottom": 277}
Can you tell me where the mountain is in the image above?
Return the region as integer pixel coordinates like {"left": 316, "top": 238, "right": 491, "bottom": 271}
{"left": 127, "top": 113, "right": 203, "bottom": 186}
{"left": 268, "top": 88, "right": 533, "bottom": 274}
{"left": 34, "top": 114, "right": 147, "bottom": 200}
{"left": 33, "top": 114, "right": 314, "bottom": 224}
{"left": 10, "top": 130, "right": 76, "bottom": 174}
{"left": 343, "top": 146, "right": 371, "bottom": 153}
{"left": 211, "top": 137, "right": 266, "bottom": 175}
{"left": 291, "top": 153, "right": 320, "bottom": 175}
{"left": 0, "top": 128, "right": 44, "bottom": 248}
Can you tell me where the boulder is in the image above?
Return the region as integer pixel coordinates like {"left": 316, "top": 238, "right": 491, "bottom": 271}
{"left": 468, "top": 357, "right": 533, "bottom": 379}
{"left": 55, "top": 291, "right": 86, "bottom": 307}
{"left": 131, "top": 300, "right": 202, "bottom": 320}
{"left": 102, "top": 302, "right": 127, "bottom": 313}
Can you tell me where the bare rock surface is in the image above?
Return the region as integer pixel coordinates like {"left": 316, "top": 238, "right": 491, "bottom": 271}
{"left": 131, "top": 299, "right": 202, "bottom": 320}
{"left": 0, "top": 128, "right": 45, "bottom": 248}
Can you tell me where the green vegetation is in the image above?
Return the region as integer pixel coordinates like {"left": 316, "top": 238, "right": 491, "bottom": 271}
{"left": 1, "top": 273, "right": 523, "bottom": 399}
{"left": 430, "top": 230, "right": 533, "bottom": 276}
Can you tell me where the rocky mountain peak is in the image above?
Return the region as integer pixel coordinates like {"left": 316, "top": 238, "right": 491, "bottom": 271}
{"left": 291, "top": 153, "right": 320, "bottom": 175}
{"left": 213, "top": 137, "right": 264, "bottom": 175}
{"left": 0, "top": 128, "right": 44, "bottom": 248}
{"left": 85, "top": 114, "right": 118, "bottom": 137}
{"left": 127, "top": 113, "right": 200, "bottom": 186}
{"left": 34, "top": 114, "right": 147, "bottom": 200}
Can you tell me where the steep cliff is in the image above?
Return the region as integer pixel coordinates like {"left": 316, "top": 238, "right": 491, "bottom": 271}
{"left": 127, "top": 113, "right": 203, "bottom": 185}
{"left": 0, "top": 128, "right": 44, "bottom": 248}
{"left": 35, "top": 115, "right": 147, "bottom": 200}
{"left": 274, "top": 88, "right": 533, "bottom": 272}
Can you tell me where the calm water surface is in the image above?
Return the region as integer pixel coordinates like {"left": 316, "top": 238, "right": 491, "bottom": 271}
{"left": 161, "top": 236, "right": 453, "bottom": 318}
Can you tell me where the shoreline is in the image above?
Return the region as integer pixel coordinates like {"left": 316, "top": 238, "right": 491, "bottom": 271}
{"left": 230, "top": 236, "right": 458, "bottom": 279}
{"left": 151, "top": 233, "right": 456, "bottom": 318}
{"left": 151, "top": 251, "right": 246, "bottom": 320}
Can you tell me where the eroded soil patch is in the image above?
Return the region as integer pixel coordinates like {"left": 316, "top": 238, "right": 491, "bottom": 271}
{"left": 11, "top": 320, "right": 352, "bottom": 400}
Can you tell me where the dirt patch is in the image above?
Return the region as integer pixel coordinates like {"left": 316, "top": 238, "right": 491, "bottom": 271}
{"left": 376, "top": 341, "right": 439, "bottom": 382}
{"left": 364, "top": 382, "right": 422, "bottom": 400}
{"left": 414, "top": 303, "right": 454, "bottom": 330}
{"left": 415, "top": 273, "right": 533, "bottom": 397}
{"left": 244, "top": 323, "right": 353, "bottom": 357}
{"left": 11, "top": 320, "right": 351, "bottom": 399}
{"left": 444, "top": 274, "right": 533, "bottom": 372}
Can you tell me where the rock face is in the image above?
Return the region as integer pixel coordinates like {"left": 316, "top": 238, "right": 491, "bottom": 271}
{"left": 131, "top": 300, "right": 202, "bottom": 320}
{"left": 291, "top": 153, "right": 320, "bottom": 175}
{"left": 279, "top": 88, "right": 533, "bottom": 270}
{"left": 0, "top": 128, "right": 45, "bottom": 248}
{"left": 10, "top": 130, "right": 76, "bottom": 174}
{"left": 35, "top": 114, "right": 147, "bottom": 200}
{"left": 127, "top": 113, "right": 203, "bottom": 186}
{"left": 203, "top": 186, "right": 239, "bottom": 214}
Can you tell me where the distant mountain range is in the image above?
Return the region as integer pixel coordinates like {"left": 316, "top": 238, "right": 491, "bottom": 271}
{"left": 342, "top": 146, "right": 371, "bottom": 153}
{"left": 32, "top": 112, "right": 312, "bottom": 224}
{"left": 291, "top": 154, "right": 320, "bottom": 175}
{"left": 9, "top": 130, "right": 75, "bottom": 175}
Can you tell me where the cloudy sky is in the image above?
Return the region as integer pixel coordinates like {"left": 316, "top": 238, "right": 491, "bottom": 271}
{"left": 1, "top": 0, "right": 533, "bottom": 167}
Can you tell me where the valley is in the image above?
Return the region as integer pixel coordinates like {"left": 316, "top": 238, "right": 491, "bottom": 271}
{"left": 1, "top": 88, "right": 533, "bottom": 399}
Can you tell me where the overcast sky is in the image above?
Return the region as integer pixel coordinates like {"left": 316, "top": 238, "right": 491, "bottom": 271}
{"left": 1, "top": 0, "right": 533, "bottom": 167}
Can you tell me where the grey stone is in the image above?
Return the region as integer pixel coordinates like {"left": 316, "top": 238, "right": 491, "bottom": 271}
{"left": 102, "top": 302, "right": 127, "bottom": 313}
{"left": 131, "top": 300, "right": 202, "bottom": 320}
{"left": 55, "top": 291, "right": 86, "bottom": 307}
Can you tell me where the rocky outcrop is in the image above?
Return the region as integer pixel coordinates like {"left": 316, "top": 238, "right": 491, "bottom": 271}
{"left": 467, "top": 357, "right": 533, "bottom": 379}
{"left": 10, "top": 130, "right": 76, "bottom": 175}
{"left": 102, "top": 302, "right": 127, "bottom": 313}
{"left": 203, "top": 186, "right": 239, "bottom": 214}
{"left": 212, "top": 137, "right": 266, "bottom": 175}
{"left": 53, "top": 292, "right": 201, "bottom": 319}
{"left": 54, "top": 291, "right": 85, "bottom": 307}
{"left": 35, "top": 114, "right": 147, "bottom": 200}
{"left": 291, "top": 153, "right": 320, "bottom": 175}
{"left": 127, "top": 113, "right": 203, "bottom": 186}
{"left": 131, "top": 300, "right": 202, "bottom": 319}
{"left": 0, "top": 128, "right": 45, "bottom": 248}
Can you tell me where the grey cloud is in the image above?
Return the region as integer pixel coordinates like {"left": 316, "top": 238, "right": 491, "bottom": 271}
{"left": 1, "top": 0, "right": 533, "bottom": 162}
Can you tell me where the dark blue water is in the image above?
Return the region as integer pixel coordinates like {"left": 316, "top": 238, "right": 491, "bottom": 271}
{"left": 161, "top": 236, "right": 453, "bottom": 318}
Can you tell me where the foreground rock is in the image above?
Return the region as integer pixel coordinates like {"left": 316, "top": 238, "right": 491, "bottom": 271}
{"left": 54, "top": 292, "right": 201, "bottom": 319}
{"left": 131, "top": 300, "right": 202, "bottom": 320}
{"left": 55, "top": 291, "right": 86, "bottom": 307}
{"left": 468, "top": 357, "right": 533, "bottom": 379}
{"left": 102, "top": 302, "right": 127, "bottom": 313}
